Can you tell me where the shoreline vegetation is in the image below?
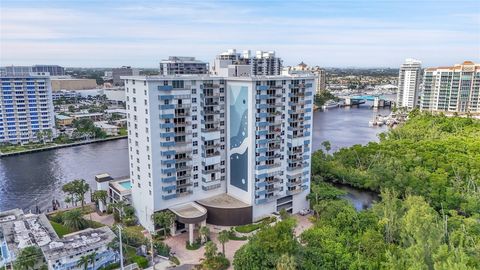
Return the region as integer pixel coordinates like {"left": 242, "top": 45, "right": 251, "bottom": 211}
{"left": 234, "top": 112, "right": 480, "bottom": 269}
{"left": 0, "top": 135, "right": 127, "bottom": 157}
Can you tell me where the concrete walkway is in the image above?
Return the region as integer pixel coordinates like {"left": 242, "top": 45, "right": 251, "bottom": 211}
{"left": 163, "top": 214, "right": 312, "bottom": 269}
{"left": 83, "top": 212, "right": 115, "bottom": 226}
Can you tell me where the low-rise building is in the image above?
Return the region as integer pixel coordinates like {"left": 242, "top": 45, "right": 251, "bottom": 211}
{"left": 42, "top": 227, "right": 118, "bottom": 270}
{"left": 51, "top": 78, "right": 98, "bottom": 91}
{"left": 55, "top": 115, "right": 74, "bottom": 126}
{"left": 71, "top": 113, "right": 103, "bottom": 122}
{"left": 95, "top": 174, "right": 132, "bottom": 212}
{"left": 0, "top": 208, "right": 119, "bottom": 270}
{"left": 0, "top": 209, "right": 57, "bottom": 269}
{"left": 93, "top": 121, "right": 119, "bottom": 136}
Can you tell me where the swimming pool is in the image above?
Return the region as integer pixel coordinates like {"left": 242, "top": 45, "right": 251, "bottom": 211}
{"left": 119, "top": 181, "right": 132, "bottom": 190}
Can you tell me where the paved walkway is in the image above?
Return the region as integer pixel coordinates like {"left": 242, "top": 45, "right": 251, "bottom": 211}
{"left": 83, "top": 212, "right": 115, "bottom": 226}
{"left": 163, "top": 214, "right": 313, "bottom": 268}
{"left": 163, "top": 226, "right": 247, "bottom": 268}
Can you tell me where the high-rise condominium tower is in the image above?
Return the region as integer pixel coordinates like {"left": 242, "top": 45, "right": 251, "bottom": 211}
{"left": 397, "top": 58, "right": 422, "bottom": 108}
{"left": 159, "top": 56, "right": 208, "bottom": 75}
{"left": 212, "top": 49, "right": 283, "bottom": 77}
{"left": 0, "top": 72, "right": 55, "bottom": 144}
{"left": 123, "top": 74, "right": 314, "bottom": 234}
{"left": 421, "top": 61, "right": 480, "bottom": 113}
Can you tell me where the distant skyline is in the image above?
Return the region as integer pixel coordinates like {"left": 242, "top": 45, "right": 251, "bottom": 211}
{"left": 1, "top": 0, "right": 479, "bottom": 68}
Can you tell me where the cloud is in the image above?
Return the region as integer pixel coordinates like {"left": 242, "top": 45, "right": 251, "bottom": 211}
{"left": 0, "top": 1, "right": 479, "bottom": 67}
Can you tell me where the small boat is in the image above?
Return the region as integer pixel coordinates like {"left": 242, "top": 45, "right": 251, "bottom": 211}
{"left": 322, "top": 100, "right": 339, "bottom": 110}
{"left": 368, "top": 120, "right": 376, "bottom": 126}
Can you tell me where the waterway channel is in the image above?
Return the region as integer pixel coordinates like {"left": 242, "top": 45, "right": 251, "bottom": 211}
{"left": 0, "top": 104, "right": 390, "bottom": 212}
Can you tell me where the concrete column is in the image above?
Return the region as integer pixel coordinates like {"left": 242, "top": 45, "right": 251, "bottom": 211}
{"left": 188, "top": 223, "right": 194, "bottom": 245}
{"left": 201, "top": 220, "right": 206, "bottom": 227}
{"left": 170, "top": 222, "right": 176, "bottom": 237}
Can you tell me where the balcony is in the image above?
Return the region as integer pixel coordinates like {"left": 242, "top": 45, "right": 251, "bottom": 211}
{"left": 176, "top": 173, "right": 192, "bottom": 181}
{"left": 161, "top": 176, "right": 176, "bottom": 183}
{"left": 176, "top": 180, "right": 193, "bottom": 188}
{"left": 286, "top": 189, "right": 302, "bottom": 196}
{"left": 201, "top": 127, "right": 219, "bottom": 133}
{"left": 158, "top": 85, "right": 173, "bottom": 91}
{"left": 205, "top": 151, "right": 221, "bottom": 158}
{"left": 176, "top": 189, "right": 193, "bottom": 197}
{"left": 162, "top": 194, "right": 177, "bottom": 200}
{"left": 162, "top": 185, "right": 176, "bottom": 192}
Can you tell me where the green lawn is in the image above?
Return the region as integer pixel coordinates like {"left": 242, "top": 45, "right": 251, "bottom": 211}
{"left": 50, "top": 221, "right": 73, "bottom": 237}
{"left": 234, "top": 223, "right": 262, "bottom": 233}
{"left": 0, "top": 142, "right": 56, "bottom": 154}
{"left": 234, "top": 216, "right": 276, "bottom": 233}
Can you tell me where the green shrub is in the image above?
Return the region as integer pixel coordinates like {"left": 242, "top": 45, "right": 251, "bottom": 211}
{"left": 98, "top": 262, "right": 120, "bottom": 270}
{"left": 186, "top": 239, "right": 201, "bottom": 250}
{"left": 153, "top": 241, "right": 171, "bottom": 257}
{"left": 170, "top": 256, "right": 180, "bottom": 265}
{"left": 234, "top": 223, "right": 262, "bottom": 233}
{"left": 133, "top": 256, "right": 149, "bottom": 269}
{"left": 50, "top": 221, "right": 73, "bottom": 237}
{"left": 228, "top": 231, "right": 248, "bottom": 241}
{"left": 49, "top": 214, "right": 63, "bottom": 223}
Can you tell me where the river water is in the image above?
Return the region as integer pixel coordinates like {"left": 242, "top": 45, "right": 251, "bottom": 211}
{"left": 0, "top": 104, "right": 389, "bottom": 212}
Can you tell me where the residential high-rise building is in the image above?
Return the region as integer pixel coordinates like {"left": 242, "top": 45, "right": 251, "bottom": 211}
{"left": 283, "top": 62, "right": 327, "bottom": 94}
{"left": 212, "top": 49, "right": 283, "bottom": 77}
{"left": 32, "top": 65, "right": 65, "bottom": 76}
{"left": 0, "top": 72, "right": 55, "bottom": 144}
{"left": 159, "top": 56, "right": 208, "bottom": 75}
{"left": 123, "top": 74, "right": 313, "bottom": 237}
{"left": 421, "top": 61, "right": 480, "bottom": 113}
{"left": 397, "top": 58, "right": 422, "bottom": 108}
{"left": 112, "top": 66, "right": 139, "bottom": 86}
{"left": 4, "top": 65, "right": 65, "bottom": 76}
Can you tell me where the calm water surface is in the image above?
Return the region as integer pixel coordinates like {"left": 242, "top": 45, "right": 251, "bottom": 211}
{"left": 0, "top": 104, "right": 389, "bottom": 212}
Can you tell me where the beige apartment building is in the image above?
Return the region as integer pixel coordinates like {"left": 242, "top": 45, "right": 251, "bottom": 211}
{"left": 51, "top": 78, "right": 98, "bottom": 91}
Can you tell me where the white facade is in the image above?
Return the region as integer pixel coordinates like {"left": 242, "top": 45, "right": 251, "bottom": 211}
{"left": 212, "top": 49, "right": 283, "bottom": 77}
{"left": 397, "top": 58, "right": 422, "bottom": 108}
{"left": 0, "top": 72, "right": 56, "bottom": 144}
{"left": 124, "top": 74, "right": 313, "bottom": 230}
{"left": 160, "top": 56, "right": 208, "bottom": 75}
{"left": 421, "top": 61, "right": 480, "bottom": 113}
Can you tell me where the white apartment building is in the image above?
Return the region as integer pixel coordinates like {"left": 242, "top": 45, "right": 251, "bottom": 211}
{"left": 421, "top": 61, "right": 480, "bottom": 114}
{"left": 212, "top": 49, "right": 283, "bottom": 77}
{"left": 123, "top": 74, "right": 313, "bottom": 234}
{"left": 0, "top": 72, "right": 56, "bottom": 144}
{"left": 160, "top": 56, "right": 209, "bottom": 75}
{"left": 283, "top": 62, "right": 327, "bottom": 94}
{"left": 396, "top": 58, "right": 422, "bottom": 108}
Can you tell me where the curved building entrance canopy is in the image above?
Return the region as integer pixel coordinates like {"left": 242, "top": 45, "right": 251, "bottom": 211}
{"left": 169, "top": 202, "right": 207, "bottom": 245}
{"left": 169, "top": 202, "right": 207, "bottom": 224}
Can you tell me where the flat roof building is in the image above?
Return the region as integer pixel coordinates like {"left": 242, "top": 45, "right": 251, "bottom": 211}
{"left": 397, "top": 58, "right": 422, "bottom": 109}
{"left": 212, "top": 49, "right": 283, "bottom": 77}
{"left": 123, "top": 73, "right": 313, "bottom": 239}
{"left": 0, "top": 72, "right": 56, "bottom": 144}
{"left": 51, "top": 78, "right": 98, "bottom": 91}
{"left": 160, "top": 56, "right": 208, "bottom": 75}
{"left": 421, "top": 61, "right": 480, "bottom": 114}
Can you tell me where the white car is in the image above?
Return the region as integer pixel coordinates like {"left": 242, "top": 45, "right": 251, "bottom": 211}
{"left": 299, "top": 208, "right": 311, "bottom": 216}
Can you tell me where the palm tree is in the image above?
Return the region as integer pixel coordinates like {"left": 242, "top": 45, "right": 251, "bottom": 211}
{"left": 88, "top": 252, "right": 97, "bottom": 270}
{"left": 92, "top": 190, "right": 108, "bottom": 209}
{"left": 63, "top": 209, "right": 88, "bottom": 231}
{"left": 276, "top": 254, "right": 296, "bottom": 270}
{"left": 217, "top": 230, "right": 230, "bottom": 256}
{"left": 199, "top": 226, "right": 210, "bottom": 244}
{"left": 13, "top": 246, "right": 44, "bottom": 270}
{"left": 76, "top": 255, "right": 90, "bottom": 270}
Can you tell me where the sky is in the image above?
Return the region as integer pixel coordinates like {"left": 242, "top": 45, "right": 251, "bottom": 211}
{"left": 0, "top": 0, "right": 479, "bottom": 68}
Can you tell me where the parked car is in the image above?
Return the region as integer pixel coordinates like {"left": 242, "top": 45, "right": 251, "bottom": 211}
{"left": 299, "top": 208, "right": 311, "bottom": 216}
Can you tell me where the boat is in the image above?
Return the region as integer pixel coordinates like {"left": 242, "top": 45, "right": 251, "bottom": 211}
{"left": 322, "top": 100, "right": 339, "bottom": 110}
